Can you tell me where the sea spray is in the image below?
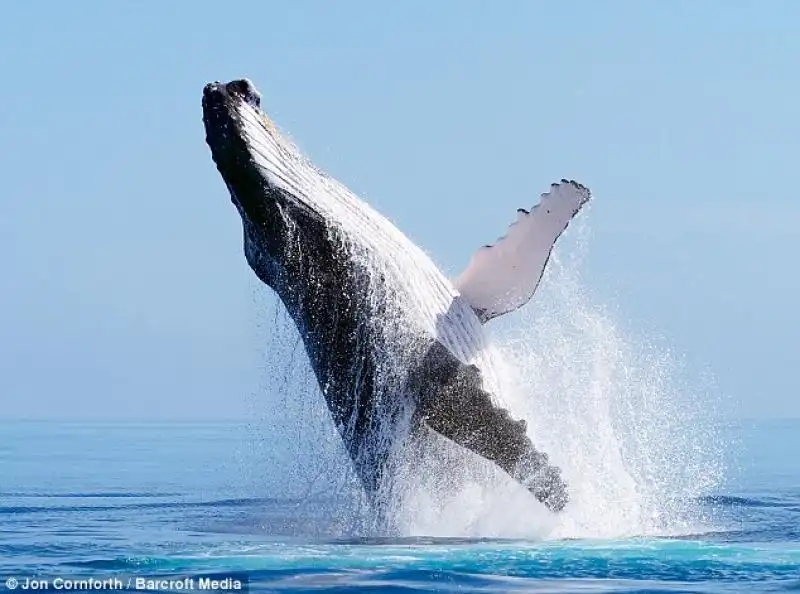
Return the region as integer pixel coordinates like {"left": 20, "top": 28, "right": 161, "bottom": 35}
{"left": 241, "top": 213, "right": 726, "bottom": 539}
{"left": 242, "top": 293, "right": 370, "bottom": 537}
{"left": 487, "top": 218, "right": 726, "bottom": 538}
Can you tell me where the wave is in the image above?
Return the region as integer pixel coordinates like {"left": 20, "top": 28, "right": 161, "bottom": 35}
{"left": 59, "top": 538, "right": 800, "bottom": 585}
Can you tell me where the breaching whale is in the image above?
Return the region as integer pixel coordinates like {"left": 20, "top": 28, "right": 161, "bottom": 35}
{"left": 202, "top": 79, "right": 590, "bottom": 513}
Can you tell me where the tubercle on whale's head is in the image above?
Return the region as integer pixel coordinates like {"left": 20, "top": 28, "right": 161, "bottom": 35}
{"left": 204, "top": 79, "right": 282, "bottom": 134}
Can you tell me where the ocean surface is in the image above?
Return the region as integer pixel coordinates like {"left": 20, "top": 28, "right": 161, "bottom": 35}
{"left": 1, "top": 419, "right": 798, "bottom": 593}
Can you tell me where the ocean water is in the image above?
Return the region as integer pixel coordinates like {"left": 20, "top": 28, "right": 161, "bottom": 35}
{"left": 1, "top": 419, "right": 798, "bottom": 593}
{"left": 4, "top": 215, "right": 798, "bottom": 592}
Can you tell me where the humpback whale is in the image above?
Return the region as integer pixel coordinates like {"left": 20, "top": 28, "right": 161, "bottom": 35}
{"left": 202, "top": 79, "right": 590, "bottom": 513}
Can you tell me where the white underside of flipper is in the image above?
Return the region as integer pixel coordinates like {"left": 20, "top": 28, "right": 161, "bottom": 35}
{"left": 455, "top": 180, "right": 591, "bottom": 323}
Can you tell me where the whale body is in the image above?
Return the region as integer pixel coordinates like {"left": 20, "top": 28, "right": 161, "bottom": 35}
{"left": 202, "top": 79, "right": 590, "bottom": 513}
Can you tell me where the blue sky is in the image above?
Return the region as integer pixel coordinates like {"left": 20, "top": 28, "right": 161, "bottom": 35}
{"left": 1, "top": 1, "right": 798, "bottom": 420}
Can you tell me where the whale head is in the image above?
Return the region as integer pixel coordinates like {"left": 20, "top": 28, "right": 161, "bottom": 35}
{"left": 202, "top": 79, "right": 268, "bottom": 214}
{"left": 202, "top": 79, "right": 328, "bottom": 279}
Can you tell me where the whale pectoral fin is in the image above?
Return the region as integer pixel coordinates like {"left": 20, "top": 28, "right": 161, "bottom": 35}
{"left": 419, "top": 374, "right": 569, "bottom": 512}
{"left": 411, "top": 344, "right": 568, "bottom": 512}
{"left": 455, "top": 180, "right": 591, "bottom": 323}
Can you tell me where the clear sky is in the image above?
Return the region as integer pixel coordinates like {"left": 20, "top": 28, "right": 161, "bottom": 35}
{"left": 1, "top": 1, "right": 798, "bottom": 420}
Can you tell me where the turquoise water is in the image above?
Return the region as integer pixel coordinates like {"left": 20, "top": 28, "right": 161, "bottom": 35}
{"left": 2, "top": 420, "right": 799, "bottom": 593}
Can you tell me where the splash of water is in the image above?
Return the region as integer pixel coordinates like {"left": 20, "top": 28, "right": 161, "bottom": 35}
{"left": 486, "top": 219, "right": 726, "bottom": 538}
{"left": 241, "top": 215, "right": 726, "bottom": 540}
